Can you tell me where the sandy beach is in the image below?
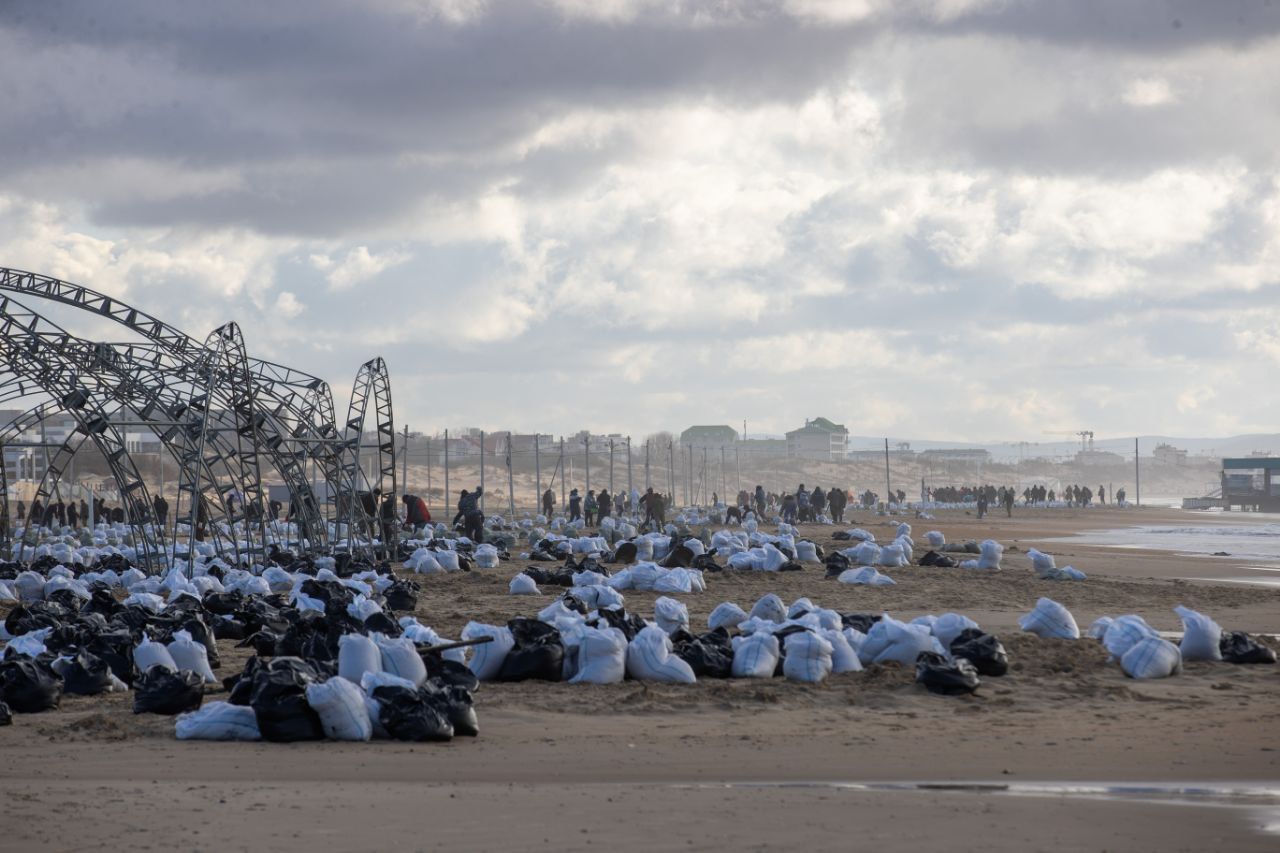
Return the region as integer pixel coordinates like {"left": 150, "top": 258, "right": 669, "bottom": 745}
{"left": 3, "top": 505, "right": 1278, "bottom": 851}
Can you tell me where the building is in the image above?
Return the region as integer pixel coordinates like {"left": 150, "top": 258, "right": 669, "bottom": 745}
{"left": 786, "top": 418, "right": 849, "bottom": 461}
{"left": 1, "top": 410, "right": 78, "bottom": 484}
{"left": 737, "top": 438, "right": 787, "bottom": 457}
{"left": 1153, "top": 443, "right": 1188, "bottom": 466}
{"left": 918, "top": 448, "right": 992, "bottom": 466}
{"left": 680, "top": 425, "right": 738, "bottom": 452}
{"left": 1221, "top": 457, "right": 1280, "bottom": 511}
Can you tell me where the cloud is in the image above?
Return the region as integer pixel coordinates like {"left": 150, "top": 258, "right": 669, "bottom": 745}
{"left": 274, "top": 290, "right": 304, "bottom": 318}
{"left": 310, "top": 246, "right": 409, "bottom": 290}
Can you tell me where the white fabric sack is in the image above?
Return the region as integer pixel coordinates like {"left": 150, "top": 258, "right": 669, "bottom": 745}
{"left": 474, "top": 543, "right": 500, "bottom": 569}
{"left": 434, "top": 550, "right": 461, "bottom": 572}
{"left": 359, "top": 670, "right": 418, "bottom": 694}
{"left": 932, "top": 613, "right": 981, "bottom": 648}
{"left": 654, "top": 596, "right": 690, "bottom": 634}
{"left": 306, "top": 678, "right": 373, "bottom": 741}
{"left": 461, "top": 622, "right": 514, "bottom": 681}
{"left": 1018, "top": 598, "right": 1080, "bottom": 640}
{"left": 509, "top": 573, "right": 540, "bottom": 595}
{"left": 925, "top": 531, "right": 945, "bottom": 547}
{"left": 852, "top": 541, "right": 881, "bottom": 566}
{"left": 795, "top": 541, "right": 819, "bottom": 562}
{"left": 1088, "top": 616, "right": 1114, "bottom": 639}
{"left": 568, "top": 626, "right": 627, "bottom": 684}
{"left": 1174, "top": 605, "right": 1223, "bottom": 661}
{"left": 338, "top": 633, "right": 382, "bottom": 684}
{"left": 708, "top": 602, "right": 748, "bottom": 632}
{"left": 731, "top": 632, "right": 780, "bottom": 678}
{"left": 837, "top": 567, "right": 896, "bottom": 586}
{"left": 376, "top": 635, "right": 427, "bottom": 686}
{"left": 876, "top": 543, "right": 908, "bottom": 568}
{"left": 1121, "top": 637, "right": 1183, "bottom": 679}
{"left": 1027, "top": 549, "right": 1056, "bottom": 576}
{"left": 167, "top": 630, "right": 218, "bottom": 684}
{"left": 782, "top": 630, "right": 833, "bottom": 683}
{"left": 748, "top": 593, "right": 787, "bottom": 624}
{"left": 175, "top": 701, "right": 261, "bottom": 741}
{"left": 1102, "top": 615, "right": 1159, "bottom": 659}
{"left": 977, "top": 540, "right": 1003, "bottom": 570}
{"left": 871, "top": 620, "right": 944, "bottom": 665}
{"left": 821, "top": 628, "right": 863, "bottom": 673}
{"left": 134, "top": 632, "right": 178, "bottom": 673}
{"left": 346, "top": 595, "right": 383, "bottom": 623}
{"left": 626, "top": 626, "right": 696, "bottom": 683}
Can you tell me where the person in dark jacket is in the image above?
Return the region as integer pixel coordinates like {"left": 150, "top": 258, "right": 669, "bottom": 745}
{"left": 568, "top": 489, "right": 582, "bottom": 522}
{"left": 597, "top": 489, "right": 611, "bottom": 522}
{"left": 153, "top": 494, "right": 169, "bottom": 527}
{"left": 542, "top": 488, "right": 555, "bottom": 517}
{"left": 828, "top": 487, "right": 847, "bottom": 523}
{"left": 67, "top": 501, "right": 79, "bottom": 529}
{"left": 458, "top": 487, "right": 484, "bottom": 542}
{"left": 452, "top": 490, "right": 470, "bottom": 528}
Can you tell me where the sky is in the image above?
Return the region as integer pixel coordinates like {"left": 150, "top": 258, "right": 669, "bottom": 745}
{"left": 2, "top": 0, "right": 1279, "bottom": 444}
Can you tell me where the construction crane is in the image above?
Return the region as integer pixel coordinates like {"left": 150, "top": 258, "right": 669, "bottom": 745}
{"left": 1042, "top": 430, "right": 1095, "bottom": 452}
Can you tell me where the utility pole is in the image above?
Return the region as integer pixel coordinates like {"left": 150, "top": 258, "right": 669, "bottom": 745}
{"left": 560, "top": 437, "right": 566, "bottom": 509}
{"left": 645, "top": 440, "right": 651, "bottom": 490}
{"left": 401, "top": 423, "right": 409, "bottom": 496}
{"left": 609, "top": 438, "right": 615, "bottom": 493}
{"left": 626, "top": 436, "right": 633, "bottom": 510}
{"left": 506, "top": 435, "right": 515, "bottom": 520}
{"left": 534, "top": 434, "right": 541, "bottom": 513}
{"left": 443, "top": 429, "right": 449, "bottom": 518}
{"left": 884, "top": 437, "right": 892, "bottom": 505}
{"left": 667, "top": 440, "right": 674, "bottom": 504}
{"left": 479, "top": 430, "right": 485, "bottom": 513}
{"left": 584, "top": 432, "right": 591, "bottom": 499}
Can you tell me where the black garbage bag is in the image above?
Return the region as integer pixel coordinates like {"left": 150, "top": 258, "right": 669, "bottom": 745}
{"left": 249, "top": 657, "right": 325, "bottom": 742}
{"left": 777, "top": 560, "right": 805, "bottom": 572}
{"left": 46, "top": 588, "right": 85, "bottom": 612}
{"left": 421, "top": 682, "right": 479, "bottom": 737}
{"left": 84, "top": 587, "right": 123, "bottom": 618}
{"left": 1219, "top": 631, "right": 1277, "bottom": 664}
{"left": 202, "top": 590, "right": 246, "bottom": 616}
{"left": 211, "top": 616, "right": 248, "bottom": 641}
{"left": 918, "top": 550, "right": 958, "bottom": 568}
{"left": 824, "top": 551, "right": 850, "bottom": 577}
{"left": 611, "top": 541, "right": 638, "bottom": 564}
{"left": 373, "top": 685, "right": 454, "bottom": 741}
{"left": 949, "top": 629, "right": 1009, "bottom": 677}
{"left": 85, "top": 631, "right": 137, "bottom": 686}
{"left": 60, "top": 650, "right": 114, "bottom": 695}
{"left": 421, "top": 656, "right": 480, "bottom": 692}
{"left": 384, "top": 580, "right": 420, "bottom": 612}
{"left": 594, "top": 607, "right": 647, "bottom": 642}
{"left": 674, "top": 627, "right": 734, "bottom": 678}
{"left": 497, "top": 619, "right": 564, "bottom": 682}
{"left": 362, "top": 611, "right": 401, "bottom": 636}
{"left": 133, "top": 666, "right": 204, "bottom": 715}
{"left": 691, "top": 552, "right": 722, "bottom": 572}
{"left": 915, "top": 652, "right": 980, "bottom": 696}
{"left": 0, "top": 701, "right": 10, "bottom": 726}
{"left": 841, "top": 613, "right": 882, "bottom": 634}
{"left": 560, "top": 593, "right": 589, "bottom": 616}
{"left": 0, "top": 658, "right": 63, "bottom": 713}
{"left": 659, "top": 543, "right": 695, "bottom": 569}
{"left": 240, "top": 629, "right": 282, "bottom": 658}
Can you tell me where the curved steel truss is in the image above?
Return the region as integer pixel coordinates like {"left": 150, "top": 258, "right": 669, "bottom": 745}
{"left": 0, "top": 267, "right": 396, "bottom": 569}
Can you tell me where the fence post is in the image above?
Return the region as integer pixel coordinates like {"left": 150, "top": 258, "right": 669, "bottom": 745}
{"left": 534, "top": 434, "right": 541, "bottom": 514}
{"left": 479, "top": 430, "right": 485, "bottom": 514}
{"left": 444, "top": 429, "right": 449, "bottom": 522}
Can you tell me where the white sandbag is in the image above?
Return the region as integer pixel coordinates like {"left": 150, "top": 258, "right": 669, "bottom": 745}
{"left": 123, "top": 592, "right": 167, "bottom": 613}
{"left": 1018, "top": 597, "right": 1080, "bottom": 640}
{"left": 375, "top": 635, "right": 427, "bottom": 686}
{"left": 1027, "top": 549, "right": 1056, "bottom": 576}
{"left": 654, "top": 596, "right": 690, "bottom": 634}
{"left": 626, "top": 626, "right": 696, "bottom": 683}
{"left": 175, "top": 701, "right": 262, "bottom": 741}
{"left": 749, "top": 593, "right": 787, "bottom": 624}
{"left": 726, "top": 551, "right": 757, "bottom": 571}
{"left": 509, "top": 573, "right": 541, "bottom": 595}
{"left": 653, "top": 568, "right": 694, "bottom": 594}
{"left": 5, "top": 631, "right": 48, "bottom": 658}
{"left": 977, "top": 540, "right": 1003, "bottom": 570}
{"left": 795, "top": 540, "right": 819, "bottom": 562}
{"left": 1088, "top": 616, "right": 1114, "bottom": 639}
{"left": 167, "top": 630, "right": 218, "bottom": 684}
{"left": 1120, "top": 637, "right": 1183, "bottom": 679}
{"left": 474, "top": 543, "right": 500, "bottom": 569}
{"left": 1174, "top": 605, "right": 1223, "bottom": 662}
{"left": 14, "top": 571, "right": 46, "bottom": 602}
{"left": 262, "top": 566, "right": 294, "bottom": 593}
{"left": 359, "top": 670, "right": 418, "bottom": 694}
{"left": 1102, "top": 615, "right": 1159, "bottom": 659}
{"left": 852, "top": 541, "right": 880, "bottom": 566}
{"left": 876, "top": 543, "right": 908, "bottom": 568}
{"left": 434, "top": 550, "right": 461, "bottom": 572}
{"left": 788, "top": 597, "right": 816, "bottom": 619}
{"left": 760, "top": 543, "right": 787, "bottom": 572}
{"left": 837, "top": 567, "right": 896, "bottom": 586}
{"left": 782, "top": 630, "right": 833, "bottom": 683}
{"left": 821, "top": 628, "right": 862, "bottom": 673}
{"left": 306, "top": 678, "right": 373, "bottom": 741}
{"left": 925, "top": 531, "right": 945, "bottom": 547}
{"left": 708, "top": 602, "right": 748, "bottom": 632}
{"left": 346, "top": 595, "right": 383, "bottom": 623}
{"left": 731, "top": 631, "right": 780, "bottom": 678}
{"left": 461, "top": 622, "right": 514, "bottom": 681}
{"left": 568, "top": 626, "right": 627, "bottom": 684}
{"left": 410, "top": 550, "right": 442, "bottom": 574}
{"left": 337, "top": 633, "right": 382, "bottom": 684}
{"left": 870, "top": 619, "right": 944, "bottom": 665}
{"left": 932, "top": 613, "right": 981, "bottom": 648}
{"left": 134, "top": 632, "right": 178, "bottom": 673}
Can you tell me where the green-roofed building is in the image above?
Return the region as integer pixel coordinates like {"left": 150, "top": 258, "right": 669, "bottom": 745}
{"left": 680, "top": 425, "right": 739, "bottom": 451}
{"left": 786, "top": 417, "right": 849, "bottom": 461}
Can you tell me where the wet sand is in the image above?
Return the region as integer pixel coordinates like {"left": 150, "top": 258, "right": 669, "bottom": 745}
{"left": 2, "top": 506, "right": 1278, "bottom": 851}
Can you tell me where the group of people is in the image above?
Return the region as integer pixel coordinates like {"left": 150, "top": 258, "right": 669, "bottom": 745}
{"left": 931, "top": 483, "right": 1129, "bottom": 518}
{"left": 13, "top": 496, "right": 123, "bottom": 529}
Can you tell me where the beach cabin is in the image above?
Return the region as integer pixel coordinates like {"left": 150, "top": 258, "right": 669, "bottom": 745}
{"left": 1221, "top": 457, "right": 1280, "bottom": 511}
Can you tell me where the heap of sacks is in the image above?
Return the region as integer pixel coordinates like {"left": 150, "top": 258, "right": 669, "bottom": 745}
{"left": 0, "top": 551, "right": 481, "bottom": 743}
{"left": 1018, "top": 597, "right": 1276, "bottom": 679}
{"left": 461, "top": 588, "right": 1008, "bottom": 696}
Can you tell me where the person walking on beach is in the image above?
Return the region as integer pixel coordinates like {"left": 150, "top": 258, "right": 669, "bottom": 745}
{"left": 796, "top": 484, "right": 810, "bottom": 522}
{"left": 782, "top": 492, "right": 798, "bottom": 524}
{"left": 584, "top": 490, "right": 598, "bottom": 525}
{"left": 1003, "top": 488, "right": 1015, "bottom": 517}
{"left": 977, "top": 490, "right": 988, "bottom": 519}
{"left": 458, "top": 487, "right": 484, "bottom": 542}
{"left": 755, "top": 485, "right": 766, "bottom": 518}
{"left": 568, "top": 489, "right": 582, "bottom": 523}
{"left": 1098, "top": 485, "right": 1106, "bottom": 506}
{"left": 153, "top": 494, "right": 168, "bottom": 527}
{"left": 542, "top": 488, "right": 555, "bottom": 518}
{"left": 597, "top": 489, "right": 612, "bottom": 522}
